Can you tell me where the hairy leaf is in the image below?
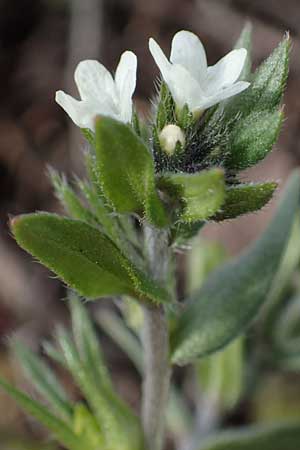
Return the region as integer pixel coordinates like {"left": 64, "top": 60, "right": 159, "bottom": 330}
{"left": 0, "top": 378, "right": 83, "bottom": 450}
{"left": 171, "top": 171, "right": 300, "bottom": 365}
{"left": 225, "top": 35, "right": 290, "bottom": 119}
{"left": 11, "top": 213, "right": 169, "bottom": 303}
{"left": 226, "top": 110, "right": 283, "bottom": 170}
{"left": 95, "top": 116, "right": 168, "bottom": 227}
{"left": 214, "top": 182, "right": 277, "bottom": 220}
{"left": 50, "top": 169, "right": 98, "bottom": 225}
{"left": 14, "top": 341, "right": 73, "bottom": 422}
{"left": 160, "top": 169, "right": 225, "bottom": 222}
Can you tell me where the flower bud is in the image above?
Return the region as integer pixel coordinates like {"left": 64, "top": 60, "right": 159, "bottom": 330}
{"left": 159, "top": 124, "right": 185, "bottom": 155}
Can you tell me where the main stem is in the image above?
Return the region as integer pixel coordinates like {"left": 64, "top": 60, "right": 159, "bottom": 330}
{"left": 142, "top": 227, "right": 171, "bottom": 450}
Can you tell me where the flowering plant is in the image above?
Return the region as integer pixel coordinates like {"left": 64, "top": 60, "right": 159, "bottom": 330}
{"left": 1, "top": 24, "right": 300, "bottom": 450}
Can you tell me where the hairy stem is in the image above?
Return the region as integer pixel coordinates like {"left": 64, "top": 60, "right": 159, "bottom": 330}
{"left": 142, "top": 227, "right": 171, "bottom": 450}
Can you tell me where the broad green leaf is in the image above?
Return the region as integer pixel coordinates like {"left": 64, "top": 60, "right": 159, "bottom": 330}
{"left": 234, "top": 22, "right": 252, "bottom": 82}
{"left": 11, "top": 213, "right": 169, "bottom": 303}
{"left": 0, "top": 378, "right": 83, "bottom": 450}
{"left": 225, "top": 35, "right": 290, "bottom": 119}
{"left": 171, "top": 171, "right": 300, "bottom": 365}
{"left": 14, "top": 341, "right": 73, "bottom": 422}
{"left": 226, "top": 110, "right": 283, "bottom": 170}
{"left": 160, "top": 169, "right": 225, "bottom": 222}
{"left": 214, "top": 182, "right": 277, "bottom": 221}
{"left": 95, "top": 116, "right": 168, "bottom": 227}
{"left": 199, "top": 422, "right": 300, "bottom": 450}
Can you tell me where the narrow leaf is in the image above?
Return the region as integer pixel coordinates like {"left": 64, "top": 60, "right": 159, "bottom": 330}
{"left": 95, "top": 116, "right": 168, "bottom": 227}
{"left": 70, "top": 295, "right": 112, "bottom": 389}
{"left": 171, "top": 171, "right": 300, "bottom": 365}
{"left": 14, "top": 341, "right": 73, "bottom": 422}
{"left": 213, "top": 182, "right": 277, "bottom": 221}
{"left": 0, "top": 378, "right": 83, "bottom": 450}
{"left": 56, "top": 327, "right": 144, "bottom": 450}
{"left": 199, "top": 422, "right": 300, "bottom": 450}
{"left": 49, "top": 169, "right": 98, "bottom": 225}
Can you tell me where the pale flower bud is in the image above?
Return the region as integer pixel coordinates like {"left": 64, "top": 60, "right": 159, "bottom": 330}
{"left": 159, "top": 124, "right": 185, "bottom": 155}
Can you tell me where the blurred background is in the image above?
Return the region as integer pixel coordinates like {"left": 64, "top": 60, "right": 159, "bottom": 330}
{"left": 0, "top": 0, "right": 300, "bottom": 447}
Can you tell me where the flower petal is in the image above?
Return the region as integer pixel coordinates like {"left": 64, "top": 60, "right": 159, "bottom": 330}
{"left": 55, "top": 90, "right": 118, "bottom": 131}
{"left": 74, "top": 60, "right": 117, "bottom": 106}
{"left": 115, "top": 51, "right": 137, "bottom": 123}
{"left": 197, "top": 81, "right": 250, "bottom": 110}
{"left": 170, "top": 30, "right": 207, "bottom": 84}
{"left": 167, "top": 64, "right": 206, "bottom": 111}
{"left": 149, "top": 37, "right": 172, "bottom": 80}
{"left": 206, "top": 48, "right": 247, "bottom": 94}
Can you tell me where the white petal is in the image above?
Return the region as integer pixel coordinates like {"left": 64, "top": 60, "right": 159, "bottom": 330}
{"left": 206, "top": 49, "right": 247, "bottom": 94}
{"left": 55, "top": 90, "right": 118, "bottom": 131}
{"left": 74, "top": 60, "right": 117, "bottom": 107}
{"left": 149, "top": 37, "right": 172, "bottom": 80}
{"left": 170, "top": 30, "right": 207, "bottom": 83}
{"left": 115, "top": 51, "right": 137, "bottom": 123}
{"left": 167, "top": 64, "right": 206, "bottom": 111}
{"left": 198, "top": 81, "right": 250, "bottom": 110}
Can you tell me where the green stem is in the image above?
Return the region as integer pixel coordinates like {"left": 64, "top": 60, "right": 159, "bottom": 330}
{"left": 142, "top": 227, "right": 171, "bottom": 450}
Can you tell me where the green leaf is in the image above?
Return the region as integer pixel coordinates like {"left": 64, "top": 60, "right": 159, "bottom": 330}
{"left": 160, "top": 169, "right": 225, "bottom": 222}
{"left": 96, "top": 308, "right": 143, "bottom": 374}
{"left": 49, "top": 169, "right": 99, "bottom": 226}
{"left": 234, "top": 22, "right": 252, "bottom": 82}
{"left": 156, "top": 82, "right": 176, "bottom": 131}
{"left": 197, "top": 338, "right": 243, "bottom": 411}
{"left": 0, "top": 378, "right": 83, "bottom": 450}
{"left": 171, "top": 171, "right": 300, "bottom": 365}
{"left": 199, "top": 422, "right": 300, "bottom": 450}
{"left": 225, "top": 35, "right": 290, "bottom": 119}
{"left": 70, "top": 295, "right": 112, "bottom": 390}
{"left": 11, "top": 213, "right": 169, "bottom": 303}
{"left": 56, "top": 327, "right": 144, "bottom": 450}
{"left": 77, "top": 179, "right": 119, "bottom": 241}
{"left": 81, "top": 128, "right": 96, "bottom": 147}
{"left": 95, "top": 116, "right": 168, "bottom": 227}
{"left": 13, "top": 341, "right": 73, "bottom": 422}
{"left": 73, "top": 403, "right": 104, "bottom": 450}
{"left": 171, "top": 221, "right": 205, "bottom": 245}
{"left": 213, "top": 182, "right": 277, "bottom": 221}
{"left": 226, "top": 110, "right": 283, "bottom": 171}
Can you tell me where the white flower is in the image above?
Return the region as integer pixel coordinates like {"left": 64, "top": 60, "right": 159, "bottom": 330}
{"left": 149, "top": 30, "right": 250, "bottom": 116}
{"left": 55, "top": 51, "right": 137, "bottom": 131}
{"left": 159, "top": 124, "right": 185, "bottom": 155}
